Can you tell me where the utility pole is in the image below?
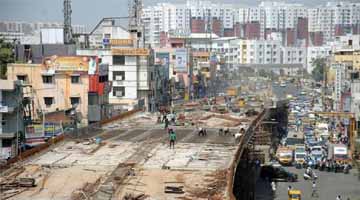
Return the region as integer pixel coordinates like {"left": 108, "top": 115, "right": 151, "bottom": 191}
{"left": 63, "top": 0, "right": 73, "bottom": 44}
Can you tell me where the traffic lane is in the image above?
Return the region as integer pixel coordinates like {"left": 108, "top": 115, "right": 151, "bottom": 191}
{"left": 275, "top": 167, "right": 360, "bottom": 200}
{"left": 272, "top": 84, "right": 298, "bottom": 100}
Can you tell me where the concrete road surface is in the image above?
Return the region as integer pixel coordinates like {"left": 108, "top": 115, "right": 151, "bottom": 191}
{"left": 274, "top": 167, "right": 360, "bottom": 200}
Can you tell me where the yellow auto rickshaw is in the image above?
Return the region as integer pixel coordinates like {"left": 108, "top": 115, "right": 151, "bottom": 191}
{"left": 288, "top": 189, "right": 301, "bottom": 200}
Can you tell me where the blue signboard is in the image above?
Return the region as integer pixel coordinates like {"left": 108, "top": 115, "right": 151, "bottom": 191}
{"left": 103, "top": 38, "right": 110, "bottom": 45}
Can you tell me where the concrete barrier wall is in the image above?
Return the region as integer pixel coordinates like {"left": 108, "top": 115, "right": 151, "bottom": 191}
{"left": 226, "top": 109, "right": 267, "bottom": 200}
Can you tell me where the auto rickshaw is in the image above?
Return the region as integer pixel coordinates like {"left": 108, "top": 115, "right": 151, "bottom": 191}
{"left": 288, "top": 189, "right": 302, "bottom": 200}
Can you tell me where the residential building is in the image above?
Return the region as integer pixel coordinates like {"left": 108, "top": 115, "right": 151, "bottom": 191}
{"left": 334, "top": 49, "right": 360, "bottom": 70}
{"left": 282, "top": 47, "right": 307, "bottom": 68}
{"left": 7, "top": 56, "right": 110, "bottom": 126}
{"left": 332, "top": 63, "right": 347, "bottom": 111}
{"left": 0, "top": 21, "right": 86, "bottom": 43}
{"left": 308, "top": 2, "right": 360, "bottom": 42}
{"left": 77, "top": 22, "right": 155, "bottom": 112}
{"left": 350, "top": 80, "right": 360, "bottom": 123}
{"left": 0, "top": 80, "right": 23, "bottom": 160}
{"left": 239, "top": 39, "right": 282, "bottom": 64}
{"left": 333, "top": 34, "right": 360, "bottom": 51}
{"left": 307, "top": 46, "right": 332, "bottom": 73}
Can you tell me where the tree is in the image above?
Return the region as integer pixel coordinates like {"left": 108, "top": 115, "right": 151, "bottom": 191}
{"left": 0, "top": 38, "right": 14, "bottom": 79}
{"left": 311, "top": 58, "right": 326, "bottom": 82}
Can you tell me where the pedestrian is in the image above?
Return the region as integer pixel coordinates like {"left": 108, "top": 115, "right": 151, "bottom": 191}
{"left": 311, "top": 181, "right": 317, "bottom": 197}
{"left": 287, "top": 185, "right": 292, "bottom": 196}
{"left": 271, "top": 181, "right": 276, "bottom": 196}
{"left": 164, "top": 117, "right": 169, "bottom": 130}
{"left": 162, "top": 113, "right": 167, "bottom": 123}
{"left": 336, "top": 195, "right": 342, "bottom": 200}
{"left": 218, "top": 128, "right": 223, "bottom": 136}
{"left": 169, "top": 129, "right": 176, "bottom": 149}
{"left": 198, "top": 127, "right": 203, "bottom": 136}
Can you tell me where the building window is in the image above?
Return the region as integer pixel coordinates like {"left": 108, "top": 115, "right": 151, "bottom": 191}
{"left": 17, "top": 75, "right": 28, "bottom": 83}
{"left": 44, "top": 97, "right": 54, "bottom": 107}
{"left": 2, "top": 139, "right": 12, "bottom": 148}
{"left": 71, "top": 75, "right": 80, "bottom": 84}
{"left": 113, "top": 55, "right": 125, "bottom": 65}
{"left": 42, "top": 75, "right": 53, "bottom": 84}
{"left": 113, "top": 87, "right": 125, "bottom": 97}
{"left": 113, "top": 71, "right": 125, "bottom": 81}
{"left": 70, "top": 97, "right": 80, "bottom": 106}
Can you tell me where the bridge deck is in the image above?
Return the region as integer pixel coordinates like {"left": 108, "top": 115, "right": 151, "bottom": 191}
{"left": 7, "top": 112, "right": 260, "bottom": 200}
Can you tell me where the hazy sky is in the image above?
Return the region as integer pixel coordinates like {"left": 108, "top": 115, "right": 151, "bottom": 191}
{"left": 0, "top": 0, "right": 332, "bottom": 29}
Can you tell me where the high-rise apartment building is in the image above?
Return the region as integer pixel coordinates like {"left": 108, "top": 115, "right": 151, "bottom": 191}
{"left": 143, "top": 1, "right": 360, "bottom": 47}
{"left": 308, "top": 2, "right": 360, "bottom": 42}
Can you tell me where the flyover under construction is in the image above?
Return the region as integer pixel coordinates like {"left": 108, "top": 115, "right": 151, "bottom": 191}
{"left": 0, "top": 95, "right": 288, "bottom": 200}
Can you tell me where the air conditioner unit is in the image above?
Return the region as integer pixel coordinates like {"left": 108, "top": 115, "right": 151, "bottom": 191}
{"left": 115, "top": 91, "right": 123, "bottom": 97}
{"left": 115, "top": 76, "right": 123, "bottom": 81}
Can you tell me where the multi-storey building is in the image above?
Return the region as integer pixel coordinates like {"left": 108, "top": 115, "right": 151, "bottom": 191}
{"left": 307, "top": 46, "right": 332, "bottom": 73}
{"left": 142, "top": 0, "right": 235, "bottom": 47}
{"left": 281, "top": 47, "right": 307, "bottom": 68}
{"left": 143, "top": 1, "right": 360, "bottom": 47}
{"left": 77, "top": 22, "right": 156, "bottom": 112}
{"left": 308, "top": 2, "right": 360, "bottom": 42}
{"left": 0, "top": 21, "right": 86, "bottom": 43}
{"left": 7, "top": 56, "right": 110, "bottom": 126}
{"left": 0, "top": 80, "right": 23, "bottom": 160}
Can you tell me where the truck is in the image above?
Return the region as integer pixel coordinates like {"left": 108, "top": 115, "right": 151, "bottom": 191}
{"left": 276, "top": 147, "right": 294, "bottom": 166}
{"left": 328, "top": 144, "right": 350, "bottom": 163}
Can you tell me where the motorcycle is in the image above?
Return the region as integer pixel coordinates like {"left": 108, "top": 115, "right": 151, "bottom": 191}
{"left": 304, "top": 169, "right": 318, "bottom": 180}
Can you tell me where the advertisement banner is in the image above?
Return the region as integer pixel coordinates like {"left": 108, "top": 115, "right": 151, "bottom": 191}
{"left": 111, "top": 48, "right": 149, "bottom": 56}
{"left": 156, "top": 52, "right": 170, "bottom": 79}
{"left": 175, "top": 48, "right": 187, "bottom": 73}
{"left": 43, "top": 56, "right": 94, "bottom": 72}
{"left": 25, "top": 124, "right": 44, "bottom": 139}
{"left": 44, "top": 122, "right": 63, "bottom": 137}
{"left": 110, "top": 39, "right": 133, "bottom": 46}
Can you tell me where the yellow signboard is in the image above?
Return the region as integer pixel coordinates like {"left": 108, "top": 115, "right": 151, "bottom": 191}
{"left": 43, "top": 56, "right": 93, "bottom": 71}
{"left": 111, "top": 48, "right": 150, "bottom": 56}
{"left": 110, "top": 39, "right": 133, "bottom": 46}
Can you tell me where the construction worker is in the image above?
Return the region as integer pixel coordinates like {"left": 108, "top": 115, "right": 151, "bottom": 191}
{"left": 169, "top": 129, "right": 176, "bottom": 149}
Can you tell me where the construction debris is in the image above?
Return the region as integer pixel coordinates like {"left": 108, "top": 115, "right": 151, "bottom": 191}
{"left": 123, "top": 193, "right": 148, "bottom": 200}
{"left": 164, "top": 186, "right": 185, "bottom": 194}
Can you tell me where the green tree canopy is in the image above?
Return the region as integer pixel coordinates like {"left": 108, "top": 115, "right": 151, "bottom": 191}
{"left": 311, "top": 58, "right": 326, "bottom": 82}
{"left": 0, "top": 38, "right": 14, "bottom": 79}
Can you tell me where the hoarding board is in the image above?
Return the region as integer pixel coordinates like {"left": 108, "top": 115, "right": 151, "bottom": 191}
{"left": 0, "top": 105, "right": 9, "bottom": 113}
{"left": 175, "top": 48, "right": 187, "bottom": 73}
{"left": 43, "top": 56, "right": 94, "bottom": 72}
{"left": 156, "top": 52, "right": 170, "bottom": 79}
{"left": 111, "top": 48, "right": 149, "bottom": 56}
{"left": 44, "top": 122, "right": 62, "bottom": 137}
{"left": 25, "top": 124, "right": 44, "bottom": 139}
{"left": 110, "top": 39, "right": 133, "bottom": 46}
